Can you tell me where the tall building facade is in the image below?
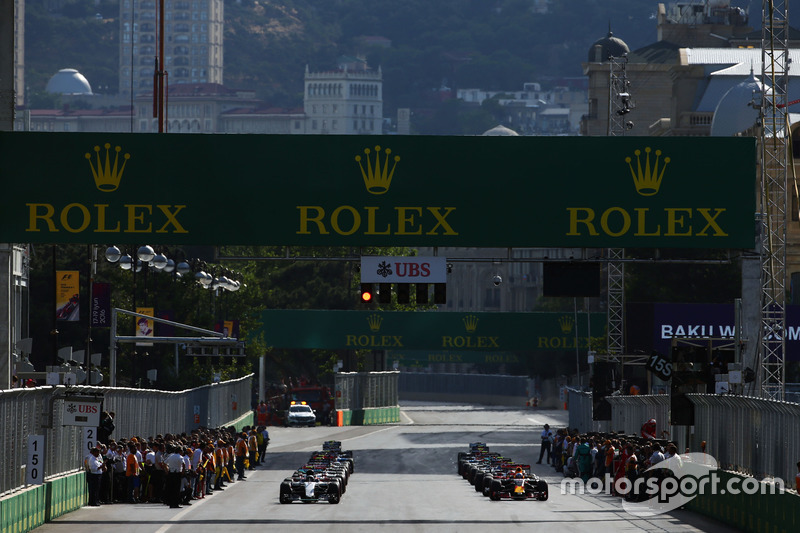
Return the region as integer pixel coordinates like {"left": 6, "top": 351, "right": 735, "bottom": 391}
{"left": 118, "top": 0, "right": 224, "bottom": 98}
{"left": 303, "top": 64, "right": 383, "bottom": 134}
{"left": 14, "top": 0, "right": 24, "bottom": 108}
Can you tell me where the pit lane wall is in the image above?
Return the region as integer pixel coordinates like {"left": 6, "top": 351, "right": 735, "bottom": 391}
{"left": 0, "top": 375, "right": 253, "bottom": 533}
{"left": 334, "top": 371, "right": 400, "bottom": 425}
{"left": 568, "top": 390, "right": 800, "bottom": 532}
{"left": 1, "top": 472, "right": 84, "bottom": 533}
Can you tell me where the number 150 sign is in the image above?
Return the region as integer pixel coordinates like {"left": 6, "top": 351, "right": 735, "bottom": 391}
{"left": 27, "top": 435, "right": 45, "bottom": 485}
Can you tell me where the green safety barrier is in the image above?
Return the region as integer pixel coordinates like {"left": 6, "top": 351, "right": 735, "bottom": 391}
{"left": 0, "top": 471, "right": 86, "bottom": 533}
{"left": 229, "top": 411, "right": 255, "bottom": 432}
{"left": 687, "top": 470, "right": 800, "bottom": 533}
{"left": 338, "top": 406, "right": 400, "bottom": 426}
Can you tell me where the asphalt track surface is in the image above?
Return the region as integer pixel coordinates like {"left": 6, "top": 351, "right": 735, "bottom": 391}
{"left": 34, "top": 402, "right": 741, "bottom": 533}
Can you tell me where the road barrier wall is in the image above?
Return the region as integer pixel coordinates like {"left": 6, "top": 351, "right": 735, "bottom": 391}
{"left": 568, "top": 390, "right": 800, "bottom": 532}
{"left": 335, "top": 371, "right": 400, "bottom": 425}
{"left": 0, "top": 374, "right": 253, "bottom": 499}
{"left": 688, "top": 469, "right": 800, "bottom": 533}
{"left": 398, "top": 372, "right": 532, "bottom": 406}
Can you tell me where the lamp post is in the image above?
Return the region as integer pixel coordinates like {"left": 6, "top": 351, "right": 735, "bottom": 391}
{"left": 103, "top": 246, "right": 243, "bottom": 386}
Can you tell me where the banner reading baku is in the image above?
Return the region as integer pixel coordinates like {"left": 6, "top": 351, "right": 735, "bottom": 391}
{"left": 0, "top": 133, "right": 756, "bottom": 248}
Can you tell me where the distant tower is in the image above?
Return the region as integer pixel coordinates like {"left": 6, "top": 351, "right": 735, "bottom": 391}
{"left": 118, "top": 0, "right": 224, "bottom": 97}
{"left": 304, "top": 62, "right": 383, "bottom": 135}
{"left": 14, "top": 0, "right": 24, "bottom": 108}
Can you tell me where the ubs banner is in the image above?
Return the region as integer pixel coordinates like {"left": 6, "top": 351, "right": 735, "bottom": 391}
{"left": 0, "top": 133, "right": 756, "bottom": 248}
{"left": 258, "top": 310, "right": 606, "bottom": 352}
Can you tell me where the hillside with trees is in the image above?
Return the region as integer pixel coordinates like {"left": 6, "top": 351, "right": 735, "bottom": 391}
{"left": 26, "top": 0, "right": 671, "bottom": 110}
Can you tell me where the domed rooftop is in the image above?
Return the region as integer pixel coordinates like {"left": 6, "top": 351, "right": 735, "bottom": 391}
{"left": 710, "top": 70, "right": 763, "bottom": 136}
{"left": 588, "top": 31, "right": 630, "bottom": 62}
{"left": 482, "top": 124, "right": 519, "bottom": 136}
{"left": 45, "top": 68, "right": 93, "bottom": 95}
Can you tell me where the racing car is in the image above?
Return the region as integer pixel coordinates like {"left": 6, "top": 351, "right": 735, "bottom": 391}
{"left": 279, "top": 469, "right": 341, "bottom": 504}
{"left": 278, "top": 440, "right": 354, "bottom": 504}
{"left": 488, "top": 466, "right": 548, "bottom": 501}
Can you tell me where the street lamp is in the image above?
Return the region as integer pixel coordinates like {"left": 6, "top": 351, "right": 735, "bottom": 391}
{"left": 105, "top": 246, "right": 122, "bottom": 263}
{"left": 151, "top": 253, "right": 168, "bottom": 270}
{"left": 137, "top": 245, "right": 155, "bottom": 263}
{"left": 176, "top": 261, "right": 191, "bottom": 276}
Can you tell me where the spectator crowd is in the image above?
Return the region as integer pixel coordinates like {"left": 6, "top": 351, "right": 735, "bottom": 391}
{"left": 537, "top": 421, "right": 690, "bottom": 502}
{"left": 84, "top": 417, "right": 270, "bottom": 509}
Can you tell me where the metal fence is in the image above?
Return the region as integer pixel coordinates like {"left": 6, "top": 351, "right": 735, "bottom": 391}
{"left": 567, "top": 388, "right": 605, "bottom": 433}
{"left": 567, "top": 390, "right": 800, "bottom": 491}
{"left": 691, "top": 395, "right": 800, "bottom": 489}
{"left": 0, "top": 374, "right": 253, "bottom": 497}
{"left": 334, "top": 371, "right": 399, "bottom": 411}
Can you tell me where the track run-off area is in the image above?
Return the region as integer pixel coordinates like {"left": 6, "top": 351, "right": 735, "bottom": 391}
{"left": 33, "top": 403, "right": 739, "bottom": 533}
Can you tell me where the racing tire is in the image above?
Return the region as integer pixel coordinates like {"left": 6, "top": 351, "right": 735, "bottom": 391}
{"left": 474, "top": 471, "right": 485, "bottom": 491}
{"left": 468, "top": 465, "right": 479, "bottom": 485}
{"left": 279, "top": 483, "right": 292, "bottom": 504}
{"left": 536, "top": 480, "right": 549, "bottom": 501}
{"left": 328, "top": 485, "right": 341, "bottom": 504}
{"left": 482, "top": 475, "right": 493, "bottom": 496}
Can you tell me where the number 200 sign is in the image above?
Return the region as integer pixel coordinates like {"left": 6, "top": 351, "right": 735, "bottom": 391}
{"left": 27, "top": 435, "right": 45, "bottom": 485}
{"left": 646, "top": 353, "right": 673, "bottom": 381}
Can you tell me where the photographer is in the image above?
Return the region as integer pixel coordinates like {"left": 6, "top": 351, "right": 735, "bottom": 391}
{"left": 97, "top": 411, "right": 115, "bottom": 445}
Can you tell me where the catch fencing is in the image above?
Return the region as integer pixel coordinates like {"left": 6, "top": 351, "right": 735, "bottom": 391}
{"left": 567, "top": 390, "right": 800, "bottom": 490}
{"left": 0, "top": 374, "right": 253, "bottom": 497}
{"left": 335, "top": 371, "right": 399, "bottom": 411}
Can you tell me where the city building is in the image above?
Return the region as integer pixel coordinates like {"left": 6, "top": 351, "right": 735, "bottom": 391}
{"left": 13, "top": 0, "right": 23, "bottom": 107}
{"left": 118, "top": 0, "right": 224, "bottom": 98}
{"left": 304, "top": 63, "right": 383, "bottom": 135}
{"left": 456, "top": 81, "right": 588, "bottom": 135}
{"left": 19, "top": 62, "right": 383, "bottom": 135}
{"left": 581, "top": 1, "right": 758, "bottom": 137}
{"left": 580, "top": 1, "right": 800, "bottom": 277}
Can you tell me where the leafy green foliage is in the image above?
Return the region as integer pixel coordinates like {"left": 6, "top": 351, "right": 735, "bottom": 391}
{"left": 25, "top": 2, "right": 120, "bottom": 96}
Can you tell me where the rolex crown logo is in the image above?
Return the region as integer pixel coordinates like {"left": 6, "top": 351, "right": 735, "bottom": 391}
{"left": 558, "top": 315, "right": 574, "bottom": 334}
{"left": 367, "top": 313, "right": 383, "bottom": 332}
{"left": 625, "top": 147, "right": 669, "bottom": 197}
{"left": 86, "top": 143, "right": 130, "bottom": 192}
{"left": 355, "top": 145, "right": 400, "bottom": 195}
{"left": 463, "top": 314, "right": 479, "bottom": 333}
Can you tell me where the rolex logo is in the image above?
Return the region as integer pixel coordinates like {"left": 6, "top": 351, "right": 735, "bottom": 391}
{"left": 463, "top": 314, "right": 479, "bottom": 333}
{"left": 625, "top": 147, "right": 669, "bottom": 196}
{"left": 355, "top": 145, "right": 400, "bottom": 195}
{"left": 367, "top": 313, "right": 383, "bottom": 332}
{"left": 86, "top": 143, "right": 130, "bottom": 192}
{"left": 558, "top": 315, "right": 574, "bottom": 334}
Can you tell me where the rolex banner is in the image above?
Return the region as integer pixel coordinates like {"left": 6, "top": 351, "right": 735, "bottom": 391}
{"left": 259, "top": 310, "right": 606, "bottom": 352}
{"left": 0, "top": 133, "right": 756, "bottom": 248}
{"left": 55, "top": 270, "right": 80, "bottom": 321}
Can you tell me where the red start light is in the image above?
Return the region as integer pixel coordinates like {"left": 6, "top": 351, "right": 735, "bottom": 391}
{"left": 361, "top": 291, "right": 372, "bottom": 302}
